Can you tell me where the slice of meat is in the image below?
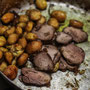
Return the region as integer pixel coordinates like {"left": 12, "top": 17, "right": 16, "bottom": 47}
{"left": 56, "top": 32, "right": 72, "bottom": 44}
{"left": 0, "top": 0, "right": 22, "bottom": 16}
{"left": 59, "top": 57, "right": 78, "bottom": 71}
{"left": 32, "top": 24, "right": 55, "bottom": 41}
{"left": 42, "top": 45, "right": 61, "bottom": 64}
{"left": 61, "top": 44, "right": 85, "bottom": 65}
{"left": 64, "top": 27, "right": 88, "bottom": 43}
{"left": 20, "top": 68, "right": 51, "bottom": 86}
{"left": 33, "top": 51, "right": 54, "bottom": 71}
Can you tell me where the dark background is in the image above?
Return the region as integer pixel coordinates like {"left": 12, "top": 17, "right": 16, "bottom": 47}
{"left": 0, "top": 74, "right": 20, "bottom": 90}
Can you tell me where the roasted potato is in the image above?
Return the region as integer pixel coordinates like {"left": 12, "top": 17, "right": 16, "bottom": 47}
{"left": 26, "top": 9, "right": 32, "bottom": 16}
{"left": 17, "top": 53, "right": 29, "bottom": 66}
{"left": 26, "top": 41, "right": 42, "bottom": 54}
{"left": 19, "top": 15, "right": 29, "bottom": 23}
{"left": 3, "top": 65, "right": 18, "bottom": 80}
{"left": 16, "top": 26, "right": 23, "bottom": 35}
{"left": 0, "top": 26, "right": 8, "bottom": 35}
{"left": 4, "top": 52, "right": 13, "bottom": 64}
{"left": 70, "top": 19, "right": 84, "bottom": 28}
{"left": 0, "top": 47, "right": 8, "bottom": 52}
{"left": 0, "top": 61, "right": 7, "bottom": 72}
{"left": 0, "top": 50, "right": 3, "bottom": 59}
{"left": 15, "top": 44, "right": 22, "bottom": 51}
{"left": 0, "top": 36, "right": 6, "bottom": 47}
{"left": 36, "top": 0, "right": 47, "bottom": 10}
{"left": 26, "top": 33, "right": 38, "bottom": 40}
{"left": 7, "top": 34, "right": 18, "bottom": 44}
{"left": 25, "top": 21, "right": 34, "bottom": 32}
{"left": 48, "top": 18, "right": 59, "bottom": 29}
{"left": 18, "top": 37, "right": 27, "bottom": 48}
{"left": 17, "top": 22, "right": 26, "bottom": 28}
{"left": 37, "top": 16, "right": 46, "bottom": 24}
{"left": 5, "top": 26, "right": 15, "bottom": 37}
{"left": 30, "top": 9, "right": 41, "bottom": 21}
{"left": 51, "top": 10, "right": 66, "bottom": 22}
{"left": 1, "top": 13, "right": 15, "bottom": 24}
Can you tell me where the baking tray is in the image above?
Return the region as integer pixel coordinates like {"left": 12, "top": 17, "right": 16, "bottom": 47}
{"left": 0, "top": 0, "right": 90, "bottom": 90}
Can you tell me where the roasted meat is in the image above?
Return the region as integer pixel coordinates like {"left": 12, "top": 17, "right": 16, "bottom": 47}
{"left": 42, "top": 45, "right": 61, "bottom": 64}
{"left": 61, "top": 44, "right": 85, "bottom": 65}
{"left": 56, "top": 32, "right": 72, "bottom": 44}
{"left": 33, "top": 51, "right": 54, "bottom": 71}
{"left": 32, "top": 24, "right": 55, "bottom": 41}
{"left": 19, "top": 68, "right": 51, "bottom": 86}
{"left": 64, "top": 27, "right": 88, "bottom": 43}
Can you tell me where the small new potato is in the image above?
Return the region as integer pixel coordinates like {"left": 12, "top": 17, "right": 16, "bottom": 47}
{"left": 17, "top": 53, "right": 29, "bottom": 66}
{"left": 7, "top": 34, "right": 18, "bottom": 44}
{"left": 26, "top": 33, "right": 38, "bottom": 40}
{"left": 19, "top": 15, "right": 29, "bottom": 23}
{"left": 5, "top": 26, "right": 15, "bottom": 37}
{"left": 0, "top": 26, "right": 8, "bottom": 35}
{"left": 0, "top": 47, "right": 8, "bottom": 52}
{"left": 48, "top": 18, "right": 59, "bottom": 29}
{"left": 18, "top": 37, "right": 27, "bottom": 48}
{"left": 25, "top": 21, "right": 34, "bottom": 32}
{"left": 4, "top": 52, "right": 13, "bottom": 64}
{"left": 51, "top": 10, "right": 66, "bottom": 22}
{"left": 17, "top": 22, "right": 26, "bottom": 28}
{"left": 0, "top": 36, "right": 6, "bottom": 47}
{"left": 0, "top": 50, "right": 3, "bottom": 59}
{"left": 36, "top": 0, "right": 47, "bottom": 10}
{"left": 26, "top": 41, "right": 42, "bottom": 54}
{"left": 0, "top": 61, "right": 7, "bottom": 72}
{"left": 16, "top": 26, "right": 23, "bottom": 35}
{"left": 30, "top": 9, "right": 41, "bottom": 21}
{"left": 37, "top": 16, "right": 46, "bottom": 24}
{"left": 70, "top": 19, "right": 84, "bottom": 28}
{"left": 1, "top": 13, "right": 15, "bottom": 24}
{"left": 3, "top": 65, "right": 18, "bottom": 80}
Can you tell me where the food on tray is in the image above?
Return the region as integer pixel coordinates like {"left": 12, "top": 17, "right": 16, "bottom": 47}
{"left": 0, "top": 0, "right": 88, "bottom": 87}
{"left": 19, "top": 68, "right": 51, "bottom": 86}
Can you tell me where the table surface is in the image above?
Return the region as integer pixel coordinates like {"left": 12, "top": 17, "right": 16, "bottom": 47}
{"left": 0, "top": 74, "right": 20, "bottom": 90}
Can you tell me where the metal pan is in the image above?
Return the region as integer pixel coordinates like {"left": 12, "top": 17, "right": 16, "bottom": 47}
{"left": 0, "top": 0, "right": 90, "bottom": 90}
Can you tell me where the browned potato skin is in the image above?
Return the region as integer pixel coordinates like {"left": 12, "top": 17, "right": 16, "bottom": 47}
{"left": 51, "top": 10, "right": 66, "bottom": 22}
{"left": 26, "top": 33, "right": 38, "bottom": 41}
{"left": 0, "top": 26, "right": 8, "bottom": 35}
{"left": 0, "top": 50, "right": 3, "bottom": 59}
{"left": 25, "top": 21, "right": 34, "bottom": 32}
{"left": 7, "top": 34, "right": 18, "bottom": 44}
{"left": 0, "top": 47, "right": 8, "bottom": 52}
{"left": 17, "top": 22, "right": 26, "bottom": 28}
{"left": 26, "top": 41, "right": 42, "bottom": 54}
{"left": 5, "top": 26, "right": 15, "bottom": 37}
{"left": 1, "top": 13, "right": 15, "bottom": 24}
{"left": 48, "top": 18, "right": 59, "bottom": 29}
{"left": 19, "top": 15, "right": 29, "bottom": 23}
{"left": 15, "top": 44, "right": 23, "bottom": 51}
{"left": 70, "top": 20, "right": 84, "bottom": 28}
{"left": 0, "top": 36, "right": 6, "bottom": 47}
{"left": 16, "top": 26, "right": 23, "bottom": 35}
{"left": 0, "top": 61, "right": 7, "bottom": 72}
{"left": 17, "top": 53, "right": 29, "bottom": 66}
{"left": 3, "top": 65, "right": 18, "bottom": 80}
{"left": 4, "top": 52, "right": 13, "bottom": 64}
{"left": 36, "top": 0, "right": 47, "bottom": 10}
{"left": 30, "top": 9, "right": 41, "bottom": 21}
{"left": 37, "top": 16, "right": 46, "bottom": 24}
{"left": 18, "top": 37, "right": 27, "bottom": 48}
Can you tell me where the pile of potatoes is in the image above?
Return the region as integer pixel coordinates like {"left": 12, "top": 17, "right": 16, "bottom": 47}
{"left": 0, "top": 0, "right": 84, "bottom": 80}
